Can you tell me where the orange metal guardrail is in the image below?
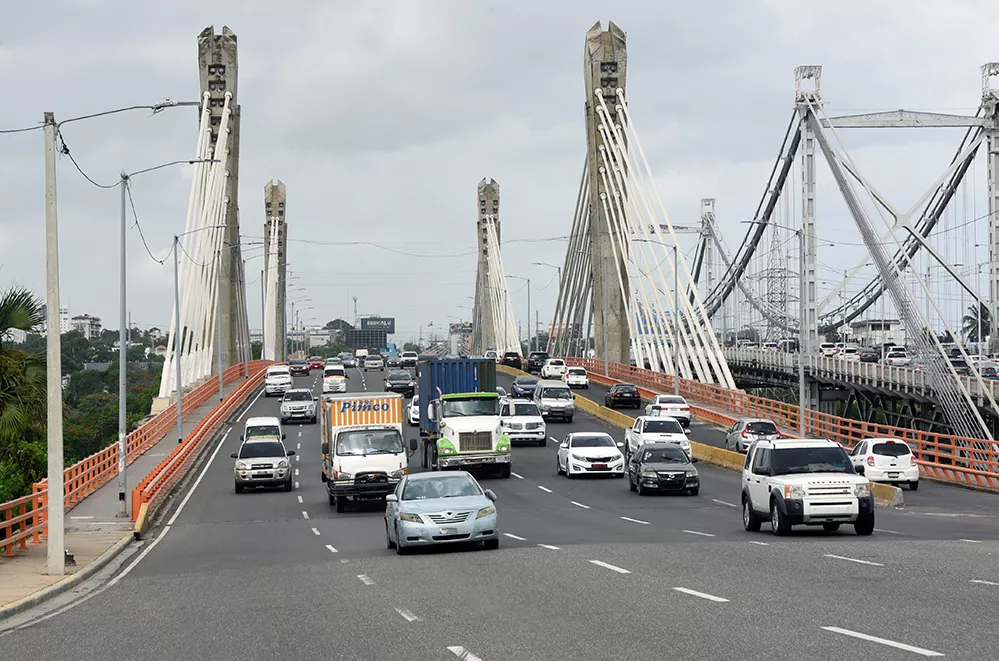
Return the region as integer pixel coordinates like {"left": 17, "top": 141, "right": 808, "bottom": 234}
{"left": 1, "top": 360, "right": 265, "bottom": 556}
{"left": 567, "top": 357, "right": 999, "bottom": 492}
{"left": 131, "top": 362, "right": 269, "bottom": 520}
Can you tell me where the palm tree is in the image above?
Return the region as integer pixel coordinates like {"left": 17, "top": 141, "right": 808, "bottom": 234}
{"left": 961, "top": 302, "right": 991, "bottom": 343}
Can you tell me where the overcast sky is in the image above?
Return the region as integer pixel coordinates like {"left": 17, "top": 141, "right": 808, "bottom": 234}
{"left": 1, "top": 0, "right": 996, "bottom": 344}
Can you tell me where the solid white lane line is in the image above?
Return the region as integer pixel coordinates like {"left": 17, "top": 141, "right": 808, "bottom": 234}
{"left": 970, "top": 579, "right": 999, "bottom": 586}
{"left": 395, "top": 608, "right": 421, "bottom": 622}
{"left": 112, "top": 428, "right": 233, "bottom": 584}
{"left": 302, "top": 511, "right": 310, "bottom": 519}
{"left": 510, "top": 472, "right": 524, "bottom": 479}
{"left": 712, "top": 499, "right": 738, "bottom": 508}
{"left": 538, "top": 486, "right": 553, "bottom": 493}
{"left": 447, "top": 647, "right": 484, "bottom": 661}
{"left": 824, "top": 554, "right": 883, "bottom": 567}
{"left": 570, "top": 501, "right": 590, "bottom": 509}
{"left": 749, "top": 541, "right": 769, "bottom": 546}
{"left": 325, "top": 544, "right": 338, "bottom": 554}
{"left": 537, "top": 544, "right": 561, "bottom": 550}
{"left": 682, "top": 530, "right": 716, "bottom": 537}
{"left": 673, "top": 587, "right": 729, "bottom": 603}
{"left": 311, "top": 528, "right": 320, "bottom": 536}
{"left": 70, "top": 515, "right": 95, "bottom": 520}
{"left": 237, "top": 389, "right": 265, "bottom": 422}
{"left": 357, "top": 574, "right": 374, "bottom": 586}
{"left": 960, "top": 539, "right": 982, "bottom": 543}
{"left": 297, "top": 495, "right": 303, "bottom": 503}
{"left": 821, "top": 626, "right": 944, "bottom": 657}
{"left": 621, "top": 516, "right": 650, "bottom": 525}
{"left": 590, "top": 560, "right": 631, "bottom": 574}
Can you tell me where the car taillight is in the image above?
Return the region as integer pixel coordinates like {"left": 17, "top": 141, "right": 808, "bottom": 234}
{"left": 910, "top": 455, "right": 917, "bottom": 467}
{"left": 866, "top": 456, "right": 874, "bottom": 466}
{"left": 741, "top": 429, "right": 748, "bottom": 438}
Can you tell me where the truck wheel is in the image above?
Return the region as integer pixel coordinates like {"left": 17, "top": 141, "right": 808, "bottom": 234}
{"left": 335, "top": 496, "right": 347, "bottom": 513}
{"left": 321, "top": 470, "right": 327, "bottom": 483}
{"left": 854, "top": 511, "right": 875, "bottom": 536}
{"left": 327, "top": 489, "right": 335, "bottom": 507}
{"left": 499, "top": 464, "right": 511, "bottom": 479}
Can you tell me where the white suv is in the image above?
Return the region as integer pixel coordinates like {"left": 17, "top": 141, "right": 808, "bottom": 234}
{"left": 540, "top": 358, "right": 567, "bottom": 379}
{"left": 264, "top": 365, "right": 292, "bottom": 397}
{"left": 741, "top": 438, "right": 875, "bottom": 536}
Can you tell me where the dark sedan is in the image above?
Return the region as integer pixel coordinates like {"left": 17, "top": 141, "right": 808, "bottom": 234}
{"left": 387, "top": 356, "right": 403, "bottom": 368}
{"left": 502, "top": 352, "right": 522, "bottom": 370}
{"left": 605, "top": 383, "right": 642, "bottom": 409}
{"left": 858, "top": 348, "right": 880, "bottom": 363}
{"left": 510, "top": 375, "right": 539, "bottom": 398}
{"left": 289, "top": 359, "right": 310, "bottom": 376}
{"left": 384, "top": 370, "right": 416, "bottom": 397}
{"left": 627, "top": 443, "right": 700, "bottom": 496}
{"left": 526, "top": 351, "right": 549, "bottom": 374}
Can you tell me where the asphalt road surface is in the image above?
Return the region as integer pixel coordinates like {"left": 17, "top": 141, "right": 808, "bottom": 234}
{"left": 1, "top": 367, "right": 996, "bottom": 659}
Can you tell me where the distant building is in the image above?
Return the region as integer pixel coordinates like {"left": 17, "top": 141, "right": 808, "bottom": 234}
{"left": 849, "top": 319, "right": 905, "bottom": 347}
{"left": 148, "top": 327, "right": 166, "bottom": 342}
{"left": 153, "top": 345, "right": 168, "bottom": 357}
{"left": 2, "top": 329, "right": 27, "bottom": 344}
{"left": 71, "top": 314, "right": 103, "bottom": 341}
{"left": 36, "top": 304, "right": 70, "bottom": 334}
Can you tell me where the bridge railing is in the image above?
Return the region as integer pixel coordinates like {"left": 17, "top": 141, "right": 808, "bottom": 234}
{"left": 566, "top": 357, "right": 999, "bottom": 492}
{"left": 1, "top": 360, "right": 266, "bottom": 556}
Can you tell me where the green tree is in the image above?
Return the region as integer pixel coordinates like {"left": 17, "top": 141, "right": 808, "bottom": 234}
{"left": 251, "top": 341, "right": 262, "bottom": 359}
{"left": 962, "top": 303, "right": 991, "bottom": 343}
{"left": 402, "top": 342, "right": 421, "bottom": 353}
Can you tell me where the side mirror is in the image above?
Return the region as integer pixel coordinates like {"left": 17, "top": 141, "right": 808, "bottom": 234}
{"left": 313, "top": 396, "right": 318, "bottom": 402}
{"left": 855, "top": 465, "right": 865, "bottom": 475}
{"left": 691, "top": 457, "right": 700, "bottom": 463}
{"left": 484, "top": 489, "right": 497, "bottom": 502}
{"left": 616, "top": 442, "right": 625, "bottom": 448}
{"left": 385, "top": 494, "right": 398, "bottom": 503}
{"left": 419, "top": 430, "right": 429, "bottom": 437}
{"left": 230, "top": 452, "right": 238, "bottom": 458}
{"left": 239, "top": 435, "right": 244, "bottom": 441}
{"left": 409, "top": 438, "right": 419, "bottom": 451}
{"left": 428, "top": 407, "right": 436, "bottom": 422}
{"left": 321, "top": 442, "right": 329, "bottom": 454}
{"left": 287, "top": 450, "right": 296, "bottom": 456}
{"left": 560, "top": 442, "right": 569, "bottom": 449}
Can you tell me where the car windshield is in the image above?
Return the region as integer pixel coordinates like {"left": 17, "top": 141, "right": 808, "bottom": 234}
{"left": 245, "top": 425, "right": 280, "bottom": 440}
{"left": 441, "top": 397, "right": 499, "bottom": 417}
{"left": 514, "top": 376, "right": 538, "bottom": 385}
{"left": 290, "top": 359, "right": 306, "bottom": 365}
{"left": 642, "top": 447, "right": 687, "bottom": 463}
{"left": 388, "top": 371, "right": 410, "bottom": 381}
{"left": 617, "top": 385, "right": 638, "bottom": 393}
{"left": 512, "top": 403, "right": 541, "bottom": 417}
{"left": 268, "top": 369, "right": 290, "bottom": 377}
{"left": 324, "top": 368, "right": 345, "bottom": 377}
{"left": 366, "top": 356, "right": 382, "bottom": 361}
{"left": 771, "top": 447, "right": 853, "bottom": 476}
{"left": 549, "top": 360, "right": 564, "bottom": 366}
{"left": 644, "top": 419, "right": 683, "bottom": 433}
{"left": 335, "top": 430, "right": 404, "bottom": 456}
{"left": 572, "top": 435, "right": 614, "bottom": 448}
{"left": 283, "top": 391, "right": 312, "bottom": 402}
{"left": 504, "top": 352, "right": 519, "bottom": 358}
{"left": 544, "top": 388, "right": 572, "bottom": 400}
{"left": 530, "top": 353, "right": 548, "bottom": 360}
{"left": 872, "top": 442, "right": 911, "bottom": 457}
{"left": 238, "top": 441, "right": 285, "bottom": 458}
{"left": 568, "top": 368, "right": 586, "bottom": 375}
{"left": 658, "top": 396, "right": 685, "bottom": 404}
{"left": 747, "top": 421, "right": 777, "bottom": 435}
{"left": 402, "top": 475, "right": 481, "bottom": 500}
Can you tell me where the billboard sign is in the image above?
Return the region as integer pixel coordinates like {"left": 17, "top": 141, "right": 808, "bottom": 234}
{"left": 449, "top": 321, "right": 473, "bottom": 335}
{"left": 361, "top": 317, "right": 395, "bottom": 333}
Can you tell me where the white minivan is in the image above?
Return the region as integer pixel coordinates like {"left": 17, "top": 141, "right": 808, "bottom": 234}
{"left": 323, "top": 364, "right": 348, "bottom": 393}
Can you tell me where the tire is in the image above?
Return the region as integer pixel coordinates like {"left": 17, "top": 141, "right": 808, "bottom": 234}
{"left": 283, "top": 479, "right": 293, "bottom": 492}
{"left": 822, "top": 522, "right": 840, "bottom": 532}
{"left": 234, "top": 482, "right": 244, "bottom": 494}
{"left": 386, "top": 522, "right": 396, "bottom": 549}
{"left": 770, "top": 500, "right": 791, "bottom": 536}
{"left": 395, "top": 524, "right": 409, "bottom": 555}
{"left": 854, "top": 511, "right": 875, "bottom": 536}
{"left": 742, "top": 496, "right": 762, "bottom": 532}
{"left": 321, "top": 470, "right": 328, "bottom": 483}
{"left": 328, "top": 489, "right": 335, "bottom": 506}
{"left": 909, "top": 480, "right": 919, "bottom": 491}
{"left": 483, "top": 538, "right": 499, "bottom": 550}
{"left": 335, "top": 495, "right": 346, "bottom": 513}
{"left": 556, "top": 456, "right": 564, "bottom": 476}
{"left": 629, "top": 474, "right": 637, "bottom": 491}
{"left": 688, "top": 487, "right": 699, "bottom": 496}
{"left": 498, "top": 464, "right": 511, "bottom": 479}
{"left": 537, "top": 438, "right": 546, "bottom": 447}
{"left": 637, "top": 480, "right": 647, "bottom": 496}
{"left": 566, "top": 415, "right": 573, "bottom": 424}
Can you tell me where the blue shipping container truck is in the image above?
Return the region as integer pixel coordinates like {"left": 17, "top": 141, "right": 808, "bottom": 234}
{"left": 416, "top": 357, "right": 509, "bottom": 477}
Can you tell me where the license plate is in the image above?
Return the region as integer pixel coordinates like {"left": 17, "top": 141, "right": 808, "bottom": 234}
{"left": 887, "top": 472, "right": 899, "bottom": 478}
{"left": 592, "top": 463, "right": 607, "bottom": 469}
{"left": 439, "top": 527, "right": 457, "bottom": 535}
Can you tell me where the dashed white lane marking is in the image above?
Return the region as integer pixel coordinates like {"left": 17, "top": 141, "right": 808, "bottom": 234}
{"left": 302, "top": 511, "right": 310, "bottom": 520}
{"left": 236, "top": 389, "right": 265, "bottom": 422}
{"left": 295, "top": 481, "right": 300, "bottom": 489}
{"left": 357, "top": 574, "right": 374, "bottom": 586}
{"left": 395, "top": 608, "right": 421, "bottom": 622}
{"left": 821, "top": 626, "right": 944, "bottom": 657}
{"left": 874, "top": 528, "right": 900, "bottom": 535}
{"left": 325, "top": 544, "right": 338, "bottom": 554}
{"left": 549, "top": 436, "right": 559, "bottom": 443}
{"left": 682, "top": 529, "right": 715, "bottom": 537}
{"left": 298, "top": 431, "right": 302, "bottom": 437}
{"left": 294, "top": 468, "right": 299, "bottom": 476}
{"left": 297, "top": 495, "right": 303, "bottom": 503}
{"left": 621, "top": 516, "right": 650, "bottom": 525}
{"left": 570, "top": 501, "right": 590, "bottom": 509}
{"left": 590, "top": 559, "right": 631, "bottom": 574}
{"left": 824, "top": 554, "right": 883, "bottom": 567}
{"left": 673, "top": 587, "right": 729, "bottom": 603}
{"left": 503, "top": 533, "right": 527, "bottom": 541}
{"left": 970, "top": 579, "right": 999, "bottom": 586}
{"left": 537, "top": 544, "right": 561, "bottom": 550}
{"left": 70, "top": 516, "right": 94, "bottom": 520}
{"left": 712, "top": 499, "right": 738, "bottom": 508}
{"left": 297, "top": 442, "right": 301, "bottom": 449}
{"left": 447, "top": 647, "right": 484, "bottom": 661}
{"left": 311, "top": 528, "right": 320, "bottom": 536}
{"left": 538, "top": 486, "right": 553, "bottom": 493}
{"left": 749, "top": 541, "right": 769, "bottom": 546}
{"left": 295, "top": 454, "right": 300, "bottom": 462}
{"left": 510, "top": 472, "right": 524, "bottom": 479}
{"left": 960, "top": 539, "right": 982, "bottom": 543}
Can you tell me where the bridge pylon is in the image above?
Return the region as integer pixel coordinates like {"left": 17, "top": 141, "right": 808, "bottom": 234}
{"left": 471, "top": 178, "right": 520, "bottom": 356}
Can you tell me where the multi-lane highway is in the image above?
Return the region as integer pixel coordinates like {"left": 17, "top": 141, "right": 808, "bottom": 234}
{"left": 1, "top": 366, "right": 997, "bottom": 659}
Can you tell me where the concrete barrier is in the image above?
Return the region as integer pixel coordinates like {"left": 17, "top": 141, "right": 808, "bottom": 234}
{"left": 133, "top": 502, "right": 150, "bottom": 540}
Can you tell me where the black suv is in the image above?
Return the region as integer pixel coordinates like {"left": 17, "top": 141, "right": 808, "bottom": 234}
{"left": 502, "top": 352, "right": 523, "bottom": 370}
{"left": 605, "top": 383, "right": 642, "bottom": 409}
{"left": 526, "top": 351, "right": 549, "bottom": 374}
{"left": 289, "top": 359, "right": 310, "bottom": 376}
{"left": 384, "top": 370, "right": 416, "bottom": 397}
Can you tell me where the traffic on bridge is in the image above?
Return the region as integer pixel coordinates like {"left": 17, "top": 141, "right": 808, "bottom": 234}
{"left": 2, "top": 3, "right": 998, "bottom": 660}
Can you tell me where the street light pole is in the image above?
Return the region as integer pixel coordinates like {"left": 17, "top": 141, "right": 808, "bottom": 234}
{"left": 797, "top": 229, "right": 807, "bottom": 437}
{"left": 43, "top": 111, "right": 65, "bottom": 575}
{"left": 173, "top": 235, "right": 183, "bottom": 444}
{"left": 216, "top": 251, "right": 224, "bottom": 402}
{"left": 117, "top": 173, "right": 128, "bottom": 517}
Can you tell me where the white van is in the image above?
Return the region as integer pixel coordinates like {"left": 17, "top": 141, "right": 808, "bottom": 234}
{"left": 323, "top": 364, "right": 348, "bottom": 393}
{"left": 532, "top": 379, "right": 575, "bottom": 422}
{"left": 242, "top": 416, "right": 285, "bottom": 443}
{"left": 264, "top": 365, "right": 292, "bottom": 397}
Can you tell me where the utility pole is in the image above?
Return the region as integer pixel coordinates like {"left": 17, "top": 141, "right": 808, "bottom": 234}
{"left": 174, "top": 235, "right": 183, "bottom": 444}
{"left": 43, "top": 111, "right": 65, "bottom": 576}
{"left": 797, "top": 230, "right": 807, "bottom": 436}
{"left": 117, "top": 173, "right": 128, "bottom": 518}
{"left": 526, "top": 279, "right": 531, "bottom": 354}
{"left": 353, "top": 296, "right": 358, "bottom": 327}
{"left": 259, "top": 269, "right": 264, "bottom": 360}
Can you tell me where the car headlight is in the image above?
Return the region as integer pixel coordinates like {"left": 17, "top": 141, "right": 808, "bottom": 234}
{"left": 571, "top": 454, "right": 588, "bottom": 462}
{"left": 399, "top": 512, "right": 422, "bottom": 523}
{"left": 685, "top": 469, "right": 698, "bottom": 477}
{"left": 390, "top": 469, "right": 406, "bottom": 478}
{"left": 783, "top": 484, "right": 806, "bottom": 499}
{"left": 641, "top": 470, "right": 657, "bottom": 478}
{"left": 441, "top": 447, "right": 455, "bottom": 455}
{"left": 235, "top": 461, "right": 249, "bottom": 470}
{"left": 277, "top": 460, "right": 290, "bottom": 469}
{"left": 334, "top": 471, "right": 352, "bottom": 480}
{"left": 497, "top": 443, "right": 510, "bottom": 453}
{"left": 476, "top": 506, "right": 495, "bottom": 519}
{"left": 853, "top": 483, "right": 871, "bottom": 497}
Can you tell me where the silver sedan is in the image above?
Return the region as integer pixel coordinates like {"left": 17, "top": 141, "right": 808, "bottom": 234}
{"left": 724, "top": 418, "right": 780, "bottom": 453}
{"left": 384, "top": 471, "right": 499, "bottom": 554}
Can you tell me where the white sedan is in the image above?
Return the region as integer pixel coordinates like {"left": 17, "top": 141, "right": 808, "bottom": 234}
{"left": 540, "top": 358, "right": 568, "bottom": 379}
{"left": 849, "top": 438, "right": 920, "bottom": 490}
{"left": 563, "top": 366, "right": 589, "bottom": 389}
{"left": 556, "top": 432, "right": 625, "bottom": 478}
